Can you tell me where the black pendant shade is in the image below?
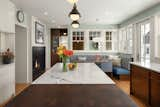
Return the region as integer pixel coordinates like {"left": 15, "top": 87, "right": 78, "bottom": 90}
{"left": 69, "top": 3, "right": 81, "bottom": 21}
{"left": 71, "top": 20, "right": 80, "bottom": 28}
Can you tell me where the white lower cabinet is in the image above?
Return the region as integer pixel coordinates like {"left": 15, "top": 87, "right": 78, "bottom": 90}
{"left": 0, "top": 63, "right": 15, "bottom": 104}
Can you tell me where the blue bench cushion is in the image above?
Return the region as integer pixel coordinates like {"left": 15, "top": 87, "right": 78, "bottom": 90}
{"left": 113, "top": 67, "right": 130, "bottom": 75}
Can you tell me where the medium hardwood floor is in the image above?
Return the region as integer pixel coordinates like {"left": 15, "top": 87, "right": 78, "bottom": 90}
{"left": 0, "top": 79, "right": 147, "bottom": 107}
{"left": 0, "top": 84, "right": 29, "bottom": 107}
{"left": 113, "top": 77, "right": 147, "bottom": 107}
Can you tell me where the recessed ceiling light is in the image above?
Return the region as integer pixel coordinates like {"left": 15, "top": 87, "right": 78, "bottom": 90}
{"left": 96, "top": 18, "right": 99, "bottom": 22}
{"left": 67, "top": 0, "right": 78, "bottom": 4}
{"left": 105, "top": 11, "right": 112, "bottom": 16}
{"left": 44, "top": 12, "right": 48, "bottom": 16}
{"left": 51, "top": 20, "right": 55, "bottom": 23}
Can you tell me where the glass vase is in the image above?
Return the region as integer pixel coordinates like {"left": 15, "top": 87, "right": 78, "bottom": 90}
{"left": 62, "top": 57, "right": 67, "bottom": 72}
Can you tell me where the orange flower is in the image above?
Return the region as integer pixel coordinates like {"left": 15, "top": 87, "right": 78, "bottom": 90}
{"left": 63, "top": 50, "right": 73, "bottom": 57}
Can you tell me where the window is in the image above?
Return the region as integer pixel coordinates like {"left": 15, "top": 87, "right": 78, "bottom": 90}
{"left": 140, "top": 21, "right": 151, "bottom": 62}
{"left": 126, "top": 26, "right": 133, "bottom": 54}
{"left": 106, "top": 32, "right": 112, "bottom": 50}
{"left": 119, "top": 26, "right": 133, "bottom": 54}
{"left": 72, "top": 31, "right": 84, "bottom": 50}
{"left": 89, "top": 31, "right": 101, "bottom": 50}
{"left": 155, "top": 16, "right": 160, "bottom": 58}
{"left": 119, "top": 28, "right": 127, "bottom": 52}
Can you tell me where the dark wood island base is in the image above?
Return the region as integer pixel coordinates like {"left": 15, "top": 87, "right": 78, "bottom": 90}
{"left": 5, "top": 84, "right": 138, "bottom": 107}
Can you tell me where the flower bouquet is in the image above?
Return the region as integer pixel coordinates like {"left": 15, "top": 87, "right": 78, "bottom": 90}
{"left": 57, "top": 45, "right": 73, "bottom": 72}
{"left": 1, "top": 48, "right": 14, "bottom": 64}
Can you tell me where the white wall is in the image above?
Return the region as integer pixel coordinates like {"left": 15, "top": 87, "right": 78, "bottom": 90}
{"left": 29, "top": 16, "right": 50, "bottom": 81}
{"left": 14, "top": 7, "right": 51, "bottom": 82}
{"left": 46, "top": 28, "right": 51, "bottom": 69}
{"left": 31, "top": 16, "right": 46, "bottom": 47}
{"left": 0, "top": 1, "right": 16, "bottom": 104}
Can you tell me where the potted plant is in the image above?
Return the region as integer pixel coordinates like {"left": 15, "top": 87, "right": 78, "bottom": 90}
{"left": 2, "top": 48, "right": 14, "bottom": 64}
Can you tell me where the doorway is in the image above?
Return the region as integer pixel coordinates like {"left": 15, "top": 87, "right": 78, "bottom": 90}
{"left": 15, "top": 25, "right": 28, "bottom": 83}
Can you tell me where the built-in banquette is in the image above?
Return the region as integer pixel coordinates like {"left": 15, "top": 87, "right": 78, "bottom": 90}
{"left": 130, "top": 62, "right": 160, "bottom": 107}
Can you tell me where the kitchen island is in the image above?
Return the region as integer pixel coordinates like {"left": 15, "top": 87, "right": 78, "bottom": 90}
{"left": 33, "top": 63, "right": 114, "bottom": 84}
{"left": 5, "top": 63, "right": 138, "bottom": 107}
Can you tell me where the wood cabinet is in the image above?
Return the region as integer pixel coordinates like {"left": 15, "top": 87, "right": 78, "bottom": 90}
{"left": 50, "top": 29, "right": 67, "bottom": 66}
{"left": 73, "top": 42, "right": 84, "bottom": 50}
{"left": 130, "top": 64, "right": 160, "bottom": 107}
{"left": 0, "top": 0, "right": 15, "bottom": 33}
{"left": 130, "top": 65, "right": 149, "bottom": 104}
{"left": 150, "top": 72, "right": 160, "bottom": 107}
{"left": 72, "top": 31, "right": 84, "bottom": 50}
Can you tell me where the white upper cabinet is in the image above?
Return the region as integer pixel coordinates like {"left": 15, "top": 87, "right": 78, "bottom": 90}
{"left": 0, "top": 0, "right": 15, "bottom": 33}
{"left": 71, "top": 29, "right": 118, "bottom": 52}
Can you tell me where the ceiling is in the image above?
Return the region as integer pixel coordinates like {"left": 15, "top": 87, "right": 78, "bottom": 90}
{"left": 11, "top": 0, "right": 160, "bottom": 27}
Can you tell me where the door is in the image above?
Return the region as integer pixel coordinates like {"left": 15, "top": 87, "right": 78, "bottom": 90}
{"left": 15, "top": 25, "right": 28, "bottom": 83}
{"left": 137, "top": 19, "right": 151, "bottom": 62}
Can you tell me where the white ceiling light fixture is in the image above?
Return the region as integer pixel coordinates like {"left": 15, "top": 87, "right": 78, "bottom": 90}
{"left": 71, "top": 21, "right": 80, "bottom": 28}
{"left": 67, "top": 0, "right": 78, "bottom": 4}
{"left": 44, "top": 11, "right": 48, "bottom": 16}
{"left": 69, "top": 3, "right": 81, "bottom": 21}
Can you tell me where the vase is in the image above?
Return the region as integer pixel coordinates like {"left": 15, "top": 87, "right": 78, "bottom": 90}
{"left": 62, "top": 57, "right": 67, "bottom": 72}
{"left": 2, "top": 56, "right": 12, "bottom": 64}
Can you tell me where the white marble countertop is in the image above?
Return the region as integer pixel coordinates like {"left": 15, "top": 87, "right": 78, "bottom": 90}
{"left": 33, "top": 63, "right": 115, "bottom": 84}
{"left": 130, "top": 62, "right": 160, "bottom": 73}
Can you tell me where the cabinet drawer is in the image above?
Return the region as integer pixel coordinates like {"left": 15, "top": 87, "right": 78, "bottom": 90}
{"left": 131, "top": 65, "right": 149, "bottom": 78}
{"left": 151, "top": 72, "right": 160, "bottom": 80}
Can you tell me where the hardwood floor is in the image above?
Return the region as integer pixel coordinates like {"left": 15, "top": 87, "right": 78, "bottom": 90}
{"left": 1, "top": 79, "right": 147, "bottom": 107}
{"left": 15, "top": 84, "right": 30, "bottom": 95}
{"left": 113, "top": 77, "right": 147, "bottom": 107}
{"left": 0, "top": 84, "right": 29, "bottom": 107}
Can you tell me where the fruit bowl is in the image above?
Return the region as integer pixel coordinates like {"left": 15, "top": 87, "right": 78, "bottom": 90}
{"left": 68, "top": 63, "right": 77, "bottom": 71}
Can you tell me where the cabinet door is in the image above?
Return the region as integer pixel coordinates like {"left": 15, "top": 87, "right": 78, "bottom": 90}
{"left": 8, "top": 1, "right": 15, "bottom": 33}
{"left": 0, "top": 0, "right": 15, "bottom": 33}
{"left": 151, "top": 72, "right": 160, "bottom": 107}
{"left": 131, "top": 65, "right": 149, "bottom": 104}
{"left": 73, "top": 42, "right": 84, "bottom": 50}
{"left": 0, "top": 64, "right": 15, "bottom": 104}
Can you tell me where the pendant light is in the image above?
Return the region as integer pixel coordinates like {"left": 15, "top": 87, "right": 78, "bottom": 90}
{"left": 67, "top": 0, "right": 78, "bottom": 4}
{"left": 69, "top": 3, "right": 81, "bottom": 21}
{"left": 71, "top": 21, "right": 80, "bottom": 28}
